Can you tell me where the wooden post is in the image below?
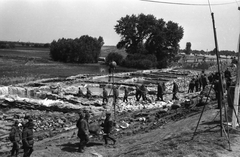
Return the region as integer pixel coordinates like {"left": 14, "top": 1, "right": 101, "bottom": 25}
{"left": 232, "top": 33, "right": 240, "bottom": 128}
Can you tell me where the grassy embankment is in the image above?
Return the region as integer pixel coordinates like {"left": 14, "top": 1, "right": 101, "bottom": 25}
{"left": 0, "top": 46, "right": 128, "bottom": 85}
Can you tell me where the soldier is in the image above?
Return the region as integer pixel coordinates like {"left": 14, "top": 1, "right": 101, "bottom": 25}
{"left": 156, "top": 82, "right": 164, "bottom": 101}
{"left": 172, "top": 82, "right": 179, "bottom": 100}
{"left": 140, "top": 84, "right": 147, "bottom": 101}
{"left": 77, "top": 87, "right": 84, "bottom": 97}
{"left": 213, "top": 73, "right": 221, "bottom": 109}
{"left": 135, "top": 85, "right": 141, "bottom": 101}
{"left": 208, "top": 73, "right": 214, "bottom": 84}
{"left": 224, "top": 68, "right": 231, "bottom": 79}
{"left": 22, "top": 117, "right": 34, "bottom": 157}
{"left": 162, "top": 82, "right": 166, "bottom": 94}
{"left": 100, "top": 112, "right": 116, "bottom": 146}
{"left": 195, "top": 75, "right": 200, "bottom": 92}
{"left": 123, "top": 87, "right": 129, "bottom": 102}
{"left": 76, "top": 112, "right": 89, "bottom": 153}
{"left": 102, "top": 87, "right": 108, "bottom": 104}
{"left": 86, "top": 87, "right": 92, "bottom": 99}
{"left": 9, "top": 120, "right": 22, "bottom": 157}
{"left": 202, "top": 74, "right": 208, "bottom": 91}
{"left": 112, "top": 86, "right": 119, "bottom": 103}
{"left": 188, "top": 78, "right": 195, "bottom": 93}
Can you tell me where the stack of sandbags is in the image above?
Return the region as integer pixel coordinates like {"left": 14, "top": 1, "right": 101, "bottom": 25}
{"left": 0, "top": 86, "right": 9, "bottom": 95}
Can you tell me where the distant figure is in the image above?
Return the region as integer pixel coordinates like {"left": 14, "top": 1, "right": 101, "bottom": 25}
{"left": 213, "top": 73, "right": 221, "bottom": 109}
{"left": 9, "top": 120, "right": 22, "bottom": 157}
{"left": 86, "top": 87, "right": 92, "bottom": 99}
{"left": 188, "top": 78, "right": 195, "bottom": 93}
{"left": 76, "top": 112, "right": 89, "bottom": 153}
{"left": 208, "top": 73, "right": 214, "bottom": 84}
{"left": 202, "top": 74, "right": 208, "bottom": 91}
{"left": 135, "top": 85, "right": 141, "bottom": 101}
{"left": 77, "top": 87, "right": 84, "bottom": 97}
{"left": 226, "top": 77, "right": 232, "bottom": 90}
{"left": 156, "top": 82, "right": 164, "bottom": 101}
{"left": 84, "top": 110, "right": 90, "bottom": 124}
{"left": 172, "top": 82, "right": 179, "bottom": 100}
{"left": 123, "top": 87, "right": 129, "bottom": 102}
{"left": 140, "top": 84, "right": 147, "bottom": 101}
{"left": 22, "top": 117, "right": 34, "bottom": 157}
{"left": 224, "top": 68, "right": 231, "bottom": 79}
{"left": 194, "top": 76, "right": 200, "bottom": 92}
{"left": 100, "top": 112, "right": 116, "bottom": 145}
{"left": 102, "top": 87, "right": 108, "bottom": 104}
{"left": 162, "top": 82, "right": 166, "bottom": 94}
{"left": 113, "top": 86, "right": 119, "bottom": 103}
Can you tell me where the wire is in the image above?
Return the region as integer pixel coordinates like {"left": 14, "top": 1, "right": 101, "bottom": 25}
{"left": 207, "top": 0, "right": 213, "bottom": 13}
{"left": 140, "top": 0, "right": 240, "bottom": 6}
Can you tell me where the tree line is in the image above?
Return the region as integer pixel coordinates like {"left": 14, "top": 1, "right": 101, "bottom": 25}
{"left": 50, "top": 35, "right": 104, "bottom": 63}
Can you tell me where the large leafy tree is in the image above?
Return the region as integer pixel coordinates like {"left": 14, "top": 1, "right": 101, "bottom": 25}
{"left": 115, "top": 13, "right": 184, "bottom": 68}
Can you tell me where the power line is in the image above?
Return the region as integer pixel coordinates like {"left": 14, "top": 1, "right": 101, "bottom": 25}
{"left": 140, "top": 0, "right": 240, "bottom": 6}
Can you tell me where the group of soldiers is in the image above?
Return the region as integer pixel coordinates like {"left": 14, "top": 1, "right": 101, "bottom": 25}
{"left": 187, "top": 68, "right": 233, "bottom": 108}
{"left": 76, "top": 110, "right": 116, "bottom": 153}
{"left": 188, "top": 70, "right": 209, "bottom": 93}
{"left": 9, "top": 115, "right": 34, "bottom": 157}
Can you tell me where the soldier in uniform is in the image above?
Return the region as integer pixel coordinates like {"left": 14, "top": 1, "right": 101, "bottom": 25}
{"left": 76, "top": 112, "right": 89, "bottom": 153}
{"left": 113, "top": 86, "right": 119, "bottom": 103}
{"left": 22, "top": 117, "right": 34, "bottom": 157}
{"left": 172, "top": 82, "right": 179, "bottom": 100}
{"left": 101, "top": 112, "right": 116, "bottom": 145}
{"left": 156, "top": 82, "right": 164, "bottom": 101}
{"left": 77, "top": 87, "right": 84, "bottom": 97}
{"left": 102, "top": 87, "right": 108, "bottom": 104}
{"left": 135, "top": 85, "right": 141, "bottom": 101}
{"left": 140, "top": 84, "right": 147, "bottom": 101}
{"left": 9, "top": 120, "right": 22, "bottom": 157}
{"left": 86, "top": 87, "right": 92, "bottom": 99}
{"left": 123, "top": 87, "right": 129, "bottom": 102}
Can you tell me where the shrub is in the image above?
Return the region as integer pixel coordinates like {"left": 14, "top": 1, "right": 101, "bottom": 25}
{"left": 50, "top": 35, "right": 104, "bottom": 63}
{"left": 122, "top": 54, "right": 157, "bottom": 69}
{"left": 105, "top": 52, "right": 124, "bottom": 65}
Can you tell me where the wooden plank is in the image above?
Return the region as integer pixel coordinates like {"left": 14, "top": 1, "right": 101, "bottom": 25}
{"left": 232, "top": 34, "right": 240, "bottom": 128}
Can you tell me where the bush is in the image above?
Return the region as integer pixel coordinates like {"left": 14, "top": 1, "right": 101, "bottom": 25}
{"left": 122, "top": 54, "right": 157, "bottom": 69}
{"left": 105, "top": 52, "right": 124, "bottom": 65}
{"left": 50, "top": 35, "right": 104, "bottom": 63}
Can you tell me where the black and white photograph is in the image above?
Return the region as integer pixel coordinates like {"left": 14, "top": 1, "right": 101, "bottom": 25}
{"left": 0, "top": 0, "right": 240, "bottom": 156}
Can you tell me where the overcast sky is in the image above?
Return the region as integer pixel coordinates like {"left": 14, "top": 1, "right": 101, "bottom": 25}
{"left": 0, "top": 0, "right": 240, "bottom": 51}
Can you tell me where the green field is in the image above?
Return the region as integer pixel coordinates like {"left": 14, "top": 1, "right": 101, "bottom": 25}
{"left": 0, "top": 46, "right": 130, "bottom": 85}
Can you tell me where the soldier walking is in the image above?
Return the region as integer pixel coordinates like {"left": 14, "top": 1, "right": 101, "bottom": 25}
{"left": 123, "top": 87, "right": 129, "bottom": 102}
{"left": 102, "top": 87, "right": 108, "bottom": 104}
{"left": 9, "top": 120, "right": 22, "bottom": 157}
{"left": 76, "top": 112, "right": 89, "bottom": 153}
{"left": 156, "top": 82, "right": 164, "bottom": 101}
{"left": 22, "top": 117, "right": 34, "bottom": 157}
{"left": 101, "top": 112, "right": 116, "bottom": 146}
{"left": 172, "top": 82, "right": 179, "bottom": 100}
